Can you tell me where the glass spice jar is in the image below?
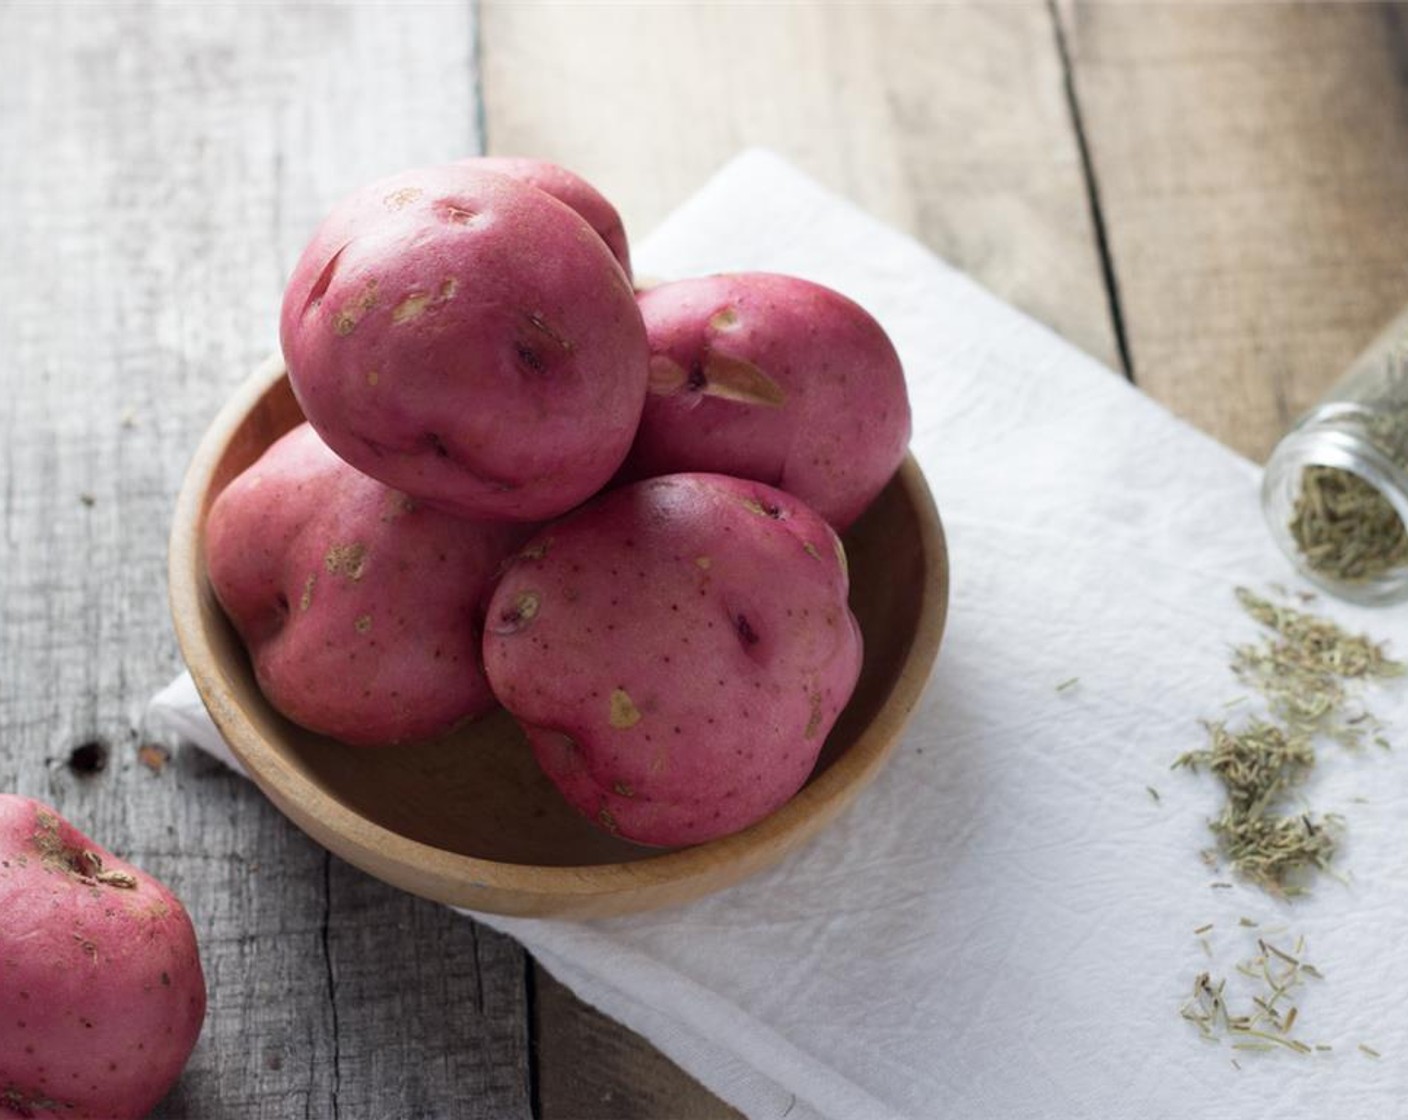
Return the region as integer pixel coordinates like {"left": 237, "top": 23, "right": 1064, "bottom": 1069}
{"left": 1262, "top": 305, "right": 1408, "bottom": 606}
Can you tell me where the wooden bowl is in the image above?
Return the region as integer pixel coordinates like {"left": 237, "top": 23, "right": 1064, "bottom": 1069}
{"left": 169, "top": 356, "right": 949, "bottom": 918}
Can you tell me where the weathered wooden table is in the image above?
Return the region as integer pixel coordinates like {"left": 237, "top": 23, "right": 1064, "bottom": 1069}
{"left": 4, "top": 3, "right": 1408, "bottom": 1116}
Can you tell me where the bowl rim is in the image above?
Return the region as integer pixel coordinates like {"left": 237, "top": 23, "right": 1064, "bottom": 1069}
{"left": 169, "top": 356, "right": 949, "bottom": 911}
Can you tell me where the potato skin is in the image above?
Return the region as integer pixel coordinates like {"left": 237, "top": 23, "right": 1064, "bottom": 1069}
{"left": 0, "top": 795, "right": 206, "bottom": 1120}
{"left": 458, "top": 156, "right": 632, "bottom": 281}
{"left": 205, "top": 423, "right": 531, "bottom": 747}
{"left": 622, "top": 273, "right": 911, "bottom": 531}
{"left": 280, "top": 162, "right": 648, "bottom": 521}
{"left": 482, "top": 473, "right": 863, "bottom": 847}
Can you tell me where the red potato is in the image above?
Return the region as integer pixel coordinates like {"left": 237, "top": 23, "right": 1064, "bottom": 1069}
{"left": 280, "top": 162, "right": 649, "bottom": 522}
{"left": 0, "top": 795, "right": 205, "bottom": 1120}
{"left": 622, "top": 273, "right": 912, "bottom": 531}
{"left": 205, "top": 423, "right": 531, "bottom": 746}
{"left": 483, "top": 473, "right": 863, "bottom": 847}
{"left": 458, "top": 156, "right": 632, "bottom": 281}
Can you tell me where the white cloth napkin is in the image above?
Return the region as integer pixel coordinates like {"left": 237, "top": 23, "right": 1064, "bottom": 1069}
{"left": 150, "top": 150, "right": 1408, "bottom": 1120}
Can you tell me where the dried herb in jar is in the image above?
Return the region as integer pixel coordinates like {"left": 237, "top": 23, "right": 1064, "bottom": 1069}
{"left": 1289, "top": 464, "right": 1408, "bottom": 584}
{"left": 1264, "top": 308, "right": 1408, "bottom": 602}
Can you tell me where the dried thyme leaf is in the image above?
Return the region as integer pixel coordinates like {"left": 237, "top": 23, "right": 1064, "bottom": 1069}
{"left": 1180, "top": 938, "right": 1324, "bottom": 1054}
{"left": 1211, "top": 812, "right": 1338, "bottom": 894}
{"left": 1175, "top": 721, "right": 1314, "bottom": 814}
{"left": 1230, "top": 587, "right": 1403, "bottom": 748}
{"left": 1175, "top": 587, "right": 1404, "bottom": 1057}
{"left": 1234, "top": 587, "right": 1404, "bottom": 682}
{"left": 1175, "top": 720, "right": 1337, "bottom": 892}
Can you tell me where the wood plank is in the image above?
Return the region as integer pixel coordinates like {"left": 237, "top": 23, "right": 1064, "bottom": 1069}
{"left": 1060, "top": 1, "right": 1408, "bottom": 461}
{"left": 531, "top": 969, "right": 744, "bottom": 1120}
{"left": 0, "top": 4, "right": 530, "bottom": 1118}
{"left": 323, "top": 862, "right": 530, "bottom": 1118}
{"left": 479, "top": 3, "right": 1107, "bottom": 1115}
{"left": 480, "top": 0, "right": 1119, "bottom": 371}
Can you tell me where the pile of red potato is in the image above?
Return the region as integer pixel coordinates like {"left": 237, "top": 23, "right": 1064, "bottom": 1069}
{"left": 208, "top": 156, "right": 912, "bottom": 847}
{"left": 1, "top": 157, "right": 911, "bottom": 1117}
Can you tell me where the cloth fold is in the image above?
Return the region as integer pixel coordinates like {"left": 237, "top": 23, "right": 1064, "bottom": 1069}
{"left": 150, "top": 151, "right": 1408, "bottom": 1119}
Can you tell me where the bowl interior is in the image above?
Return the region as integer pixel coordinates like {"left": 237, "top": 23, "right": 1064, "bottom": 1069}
{"left": 175, "top": 361, "right": 946, "bottom": 907}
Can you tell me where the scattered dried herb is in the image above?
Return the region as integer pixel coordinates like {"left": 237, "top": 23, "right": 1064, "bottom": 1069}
{"left": 1174, "top": 721, "right": 1336, "bottom": 894}
{"left": 1175, "top": 587, "right": 1403, "bottom": 893}
{"left": 1180, "top": 936, "right": 1323, "bottom": 1054}
{"left": 1231, "top": 586, "right": 1404, "bottom": 747}
{"left": 1174, "top": 586, "right": 1406, "bottom": 1058}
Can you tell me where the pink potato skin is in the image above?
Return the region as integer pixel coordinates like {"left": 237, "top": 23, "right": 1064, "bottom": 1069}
{"left": 458, "top": 156, "right": 632, "bottom": 281}
{"left": 621, "top": 273, "right": 912, "bottom": 531}
{"left": 205, "top": 423, "right": 532, "bottom": 747}
{"left": 482, "top": 473, "right": 863, "bottom": 847}
{"left": 280, "top": 162, "right": 648, "bottom": 521}
{"left": 0, "top": 795, "right": 206, "bottom": 1120}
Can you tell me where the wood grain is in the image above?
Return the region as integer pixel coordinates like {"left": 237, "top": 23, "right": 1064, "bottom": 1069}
{"left": 1060, "top": 1, "right": 1408, "bottom": 461}
{"left": 531, "top": 968, "right": 744, "bottom": 1120}
{"left": 0, "top": 3, "right": 529, "bottom": 1117}
{"left": 478, "top": 2, "right": 1107, "bottom": 1114}
{"left": 480, "top": 0, "right": 1120, "bottom": 370}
